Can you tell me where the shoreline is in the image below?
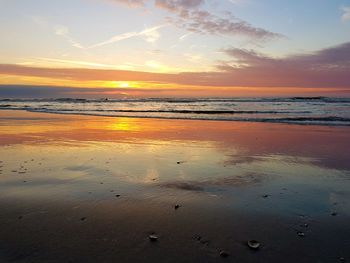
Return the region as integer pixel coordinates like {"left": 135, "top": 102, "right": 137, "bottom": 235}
{"left": 1, "top": 108, "right": 350, "bottom": 127}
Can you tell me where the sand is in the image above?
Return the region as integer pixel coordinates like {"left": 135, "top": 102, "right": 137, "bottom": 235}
{"left": 0, "top": 110, "right": 349, "bottom": 262}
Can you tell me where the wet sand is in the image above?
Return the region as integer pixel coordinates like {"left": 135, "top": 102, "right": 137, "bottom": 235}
{"left": 0, "top": 110, "right": 349, "bottom": 262}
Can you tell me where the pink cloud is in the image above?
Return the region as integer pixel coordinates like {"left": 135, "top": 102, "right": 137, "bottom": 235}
{"left": 169, "top": 9, "right": 282, "bottom": 40}
{"left": 107, "top": 0, "right": 282, "bottom": 40}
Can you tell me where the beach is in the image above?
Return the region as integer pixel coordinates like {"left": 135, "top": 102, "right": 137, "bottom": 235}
{"left": 0, "top": 109, "right": 349, "bottom": 262}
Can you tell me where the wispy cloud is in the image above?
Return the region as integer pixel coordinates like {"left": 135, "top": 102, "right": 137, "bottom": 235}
{"left": 107, "top": 0, "right": 145, "bottom": 7}
{"left": 89, "top": 24, "right": 166, "bottom": 48}
{"left": 40, "top": 16, "right": 164, "bottom": 50}
{"left": 30, "top": 17, "right": 86, "bottom": 49}
{"left": 227, "top": 0, "right": 250, "bottom": 6}
{"left": 142, "top": 26, "right": 161, "bottom": 43}
{"left": 154, "top": 0, "right": 204, "bottom": 11}
{"left": 33, "top": 57, "right": 121, "bottom": 68}
{"left": 179, "top": 32, "right": 193, "bottom": 41}
{"left": 54, "top": 25, "right": 85, "bottom": 49}
{"left": 341, "top": 6, "right": 350, "bottom": 22}
{"left": 30, "top": 15, "right": 49, "bottom": 27}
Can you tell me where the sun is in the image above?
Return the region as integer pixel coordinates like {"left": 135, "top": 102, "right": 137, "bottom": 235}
{"left": 101, "top": 81, "right": 144, "bottom": 89}
{"left": 102, "top": 81, "right": 131, "bottom": 88}
{"left": 119, "top": 82, "right": 129, "bottom": 88}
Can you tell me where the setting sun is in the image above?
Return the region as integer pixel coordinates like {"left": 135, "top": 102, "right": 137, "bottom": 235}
{"left": 119, "top": 82, "right": 129, "bottom": 88}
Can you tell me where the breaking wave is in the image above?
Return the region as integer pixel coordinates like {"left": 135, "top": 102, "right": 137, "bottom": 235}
{"left": 1, "top": 97, "right": 350, "bottom": 126}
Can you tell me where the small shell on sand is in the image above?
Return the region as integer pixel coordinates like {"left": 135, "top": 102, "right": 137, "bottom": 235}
{"left": 247, "top": 240, "right": 260, "bottom": 249}
{"left": 149, "top": 234, "right": 158, "bottom": 241}
{"left": 297, "top": 231, "right": 305, "bottom": 237}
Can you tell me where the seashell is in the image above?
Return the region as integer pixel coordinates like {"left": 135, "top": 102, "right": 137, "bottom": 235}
{"left": 247, "top": 240, "right": 260, "bottom": 249}
{"left": 297, "top": 231, "right": 305, "bottom": 237}
{"left": 149, "top": 234, "right": 158, "bottom": 241}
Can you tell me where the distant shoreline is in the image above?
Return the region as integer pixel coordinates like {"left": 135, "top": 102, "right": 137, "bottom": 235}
{"left": 1, "top": 108, "right": 350, "bottom": 127}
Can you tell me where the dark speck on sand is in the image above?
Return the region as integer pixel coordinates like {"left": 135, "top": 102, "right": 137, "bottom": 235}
{"left": 219, "top": 250, "right": 229, "bottom": 258}
{"left": 159, "top": 182, "right": 204, "bottom": 191}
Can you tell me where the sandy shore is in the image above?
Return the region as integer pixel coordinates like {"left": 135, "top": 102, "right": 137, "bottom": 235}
{"left": 0, "top": 110, "right": 349, "bottom": 262}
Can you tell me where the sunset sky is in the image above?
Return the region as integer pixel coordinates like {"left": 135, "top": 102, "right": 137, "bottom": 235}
{"left": 0, "top": 0, "right": 350, "bottom": 97}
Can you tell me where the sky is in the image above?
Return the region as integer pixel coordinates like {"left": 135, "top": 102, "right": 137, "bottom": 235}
{"left": 0, "top": 0, "right": 350, "bottom": 98}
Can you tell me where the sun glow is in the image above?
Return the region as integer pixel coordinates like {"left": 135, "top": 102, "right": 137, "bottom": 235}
{"left": 102, "top": 81, "right": 139, "bottom": 89}
{"left": 119, "top": 82, "right": 129, "bottom": 88}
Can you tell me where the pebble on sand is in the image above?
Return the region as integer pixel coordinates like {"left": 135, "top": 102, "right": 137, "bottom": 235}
{"left": 149, "top": 234, "right": 158, "bottom": 242}
{"left": 115, "top": 194, "right": 120, "bottom": 197}
{"left": 174, "top": 204, "right": 180, "bottom": 210}
{"left": 247, "top": 240, "right": 260, "bottom": 250}
{"left": 297, "top": 231, "right": 305, "bottom": 237}
{"left": 219, "top": 250, "right": 229, "bottom": 258}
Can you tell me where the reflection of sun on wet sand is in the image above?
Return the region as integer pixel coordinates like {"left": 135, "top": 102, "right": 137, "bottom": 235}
{"left": 0, "top": 110, "right": 349, "bottom": 263}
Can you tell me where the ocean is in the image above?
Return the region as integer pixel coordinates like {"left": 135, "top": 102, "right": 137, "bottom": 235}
{"left": 1, "top": 97, "right": 350, "bottom": 126}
